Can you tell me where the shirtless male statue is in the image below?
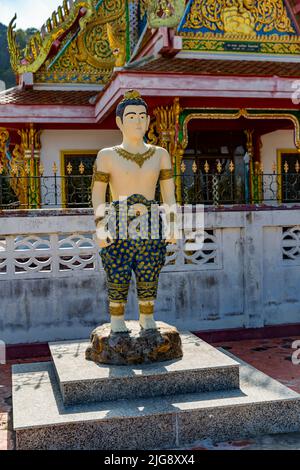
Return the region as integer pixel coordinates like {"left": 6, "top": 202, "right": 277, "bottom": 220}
{"left": 92, "top": 90, "right": 177, "bottom": 334}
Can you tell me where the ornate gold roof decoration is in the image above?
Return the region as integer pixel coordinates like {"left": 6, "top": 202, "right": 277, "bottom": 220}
{"left": 8, "top": 1, "right": 94, "bottom": 74}
{"left": 40, "top": 0, "right": 126, "bottom": 84}
{"left": 0, "top": 128, "right": 10, "bottom": 171}
{"left": 178, "top": 0, "right": 300, "bottom": 55}
{"left": 8, "top": 0, "right": 128, "bottom": 85}
{"left": 147, "top": 0, "right": 186, "bottom": 28}
{"left": 181, "top": 0, "right": 296, "bottom": 36}
{"left": 106, "top": 18, "right": 127, "bottom": 68}
{"left": 7, "top": 1, "right": 188, "bottom": 85}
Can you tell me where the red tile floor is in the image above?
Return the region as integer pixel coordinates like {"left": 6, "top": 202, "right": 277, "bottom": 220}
{"left": 1, "top": 336, "right": 300, "bottom": 451}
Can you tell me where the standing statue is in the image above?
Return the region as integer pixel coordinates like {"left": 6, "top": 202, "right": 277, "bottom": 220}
{"left": 86, "top": 90, "right": 182, "bottom": 364}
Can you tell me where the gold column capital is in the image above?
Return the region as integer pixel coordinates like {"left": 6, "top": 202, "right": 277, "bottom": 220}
{"left": 18, "top": 124, "right": 42, "bottom": 153}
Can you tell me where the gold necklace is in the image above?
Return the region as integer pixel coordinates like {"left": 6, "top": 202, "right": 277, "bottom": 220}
{"left": 113, "top": 145, "right": 156, "bottom": 168}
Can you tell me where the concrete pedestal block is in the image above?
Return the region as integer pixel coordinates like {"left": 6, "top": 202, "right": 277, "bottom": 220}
{"left": 50, "top": 331, "right": 240, "bottom": 405}
{"left": 12, "top": 332, "right": 300, "bottom": 450}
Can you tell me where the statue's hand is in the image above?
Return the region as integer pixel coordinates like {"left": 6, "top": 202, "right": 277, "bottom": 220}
{"left": 165, "top": 222, "right": 178, "bottom": 245}
{"left": 165, "top": 237, "right": 177, "bottom": 245}
{"left": 97, "top": 236, "right": 115, "bottom": 249}
{"left": 95, "top": 221, "right": 114, "bottom": 249}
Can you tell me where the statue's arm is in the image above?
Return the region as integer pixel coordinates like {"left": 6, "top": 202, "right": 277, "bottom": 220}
{"left": 159, "top": 148, "right": 178, "bottom": 243}
{"left": 91, "top": 150, "right": 112, "bottom": 246}
{"left": 159, "top": 148, "right": 176, "bottom": 206}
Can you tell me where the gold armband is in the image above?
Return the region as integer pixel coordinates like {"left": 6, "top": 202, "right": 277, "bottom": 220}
{"left": 109, "top": 304, "right": 125, "bottom": 317}
{"left": 159, "top": 169, "right": 173, "bottom": 181}
{"left": 91, "top": 163, "right": 110, "bottom": 189}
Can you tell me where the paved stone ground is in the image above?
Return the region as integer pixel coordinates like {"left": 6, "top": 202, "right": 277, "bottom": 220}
{"left": 188, "top": 335, "right": 300, "bottom": 450}
{"left": 1, "top": 336, "right": 299, "bottom": 451}
{"left": 0, "top": 357, "right": 47, "bottom": 451}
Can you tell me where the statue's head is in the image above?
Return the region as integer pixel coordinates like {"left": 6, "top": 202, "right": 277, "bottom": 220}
{"left": 116, "top": 90, "right": 150, "bottom": 141}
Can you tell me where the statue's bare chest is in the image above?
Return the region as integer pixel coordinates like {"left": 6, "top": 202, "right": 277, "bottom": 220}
{"left": 110, "top": 150, "right": 161, "bottom": 181}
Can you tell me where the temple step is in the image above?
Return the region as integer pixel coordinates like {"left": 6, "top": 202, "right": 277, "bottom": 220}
{"left": 49, "top": 331, "right": 240, "bottom": 406}
{"left": 12, "top": 341, "right": 300, "bottom": 450}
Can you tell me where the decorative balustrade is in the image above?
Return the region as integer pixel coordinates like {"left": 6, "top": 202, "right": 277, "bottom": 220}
{"left": 1, "top": 157, "right": 300, "bottom": 209}
{"left": 1, "top": 210, "right": 300, "bottom": 343}
{"left": 0, "top": 211, "right": 220, "bottom": 279}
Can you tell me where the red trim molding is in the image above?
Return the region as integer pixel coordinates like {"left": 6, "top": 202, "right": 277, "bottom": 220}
{"left": 6, "top": 323, "right": 300, "bottom": 360}
{"left": 195, "top": 323, "right": 300, "bottom": 343}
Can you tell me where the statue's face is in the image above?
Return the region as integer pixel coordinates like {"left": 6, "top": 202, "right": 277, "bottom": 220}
{"left": 116, "top": 104, "right": 150, "bottom": 140}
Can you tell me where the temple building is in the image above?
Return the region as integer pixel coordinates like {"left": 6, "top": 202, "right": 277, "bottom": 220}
{"left": 1, "top": 0, "right": 300, "bottom": 345}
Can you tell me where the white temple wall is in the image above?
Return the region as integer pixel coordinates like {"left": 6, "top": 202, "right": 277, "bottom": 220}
{"left": 39, "top": 129, "right": 121, "bottom": 207}
{"left": 260, "top": 129, "right": 296, "bottom": 203}
{"left": 40, "top": 129, "right": 121, "bottom": 176}
{"left": 0, "top": 209, "right": 299, "bottom": 344}
{"left": 260, "top": 129, "right": 296, "bottom": 172}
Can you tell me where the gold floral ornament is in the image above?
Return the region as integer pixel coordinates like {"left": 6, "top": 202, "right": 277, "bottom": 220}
{"left": 106, "top": 20, "right": 126, "bottom": 68}
{"left": 24, "top": 162, "right": 30, "bottom": 175}
{"left": 79, "top": 161, "right": 85, "bottom": 175}
{"left": 182, "top": 0, "right": 295, "bottom": 36}
{"left": 10, "top": 163, "right": 18, "bottom": 176}
{"left": 120, "top": 89, "right": 142, "bottom": 103}
{"left": 222, "top": 1, "right": 256, "bottom": 36}
{"left": 39, "top": 163, "right": 44, "bottom": 176}
{"left": 67, "top": 162, "right": 73, "bottom": 175}
{"left": 148, "top": 0, "right": 186, "bottom": 28}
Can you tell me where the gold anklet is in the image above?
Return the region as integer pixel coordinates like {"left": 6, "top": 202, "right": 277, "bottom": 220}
{"left": 109, "top": 304, "right": 125, "bottom": 316}
{"left": 139, "top": 302, "right": 154, "bottom": 315}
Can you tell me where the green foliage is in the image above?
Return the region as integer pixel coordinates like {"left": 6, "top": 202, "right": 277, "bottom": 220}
{"left": 0, "top": 22, "right": 38, "bottom": 89}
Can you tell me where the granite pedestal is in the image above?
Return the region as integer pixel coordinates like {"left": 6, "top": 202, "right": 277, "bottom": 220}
{"left": 12, "top": 326, "right": 300, "bottom": 450}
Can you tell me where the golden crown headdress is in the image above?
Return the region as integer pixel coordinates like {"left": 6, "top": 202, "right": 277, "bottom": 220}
{"left": 120, "top": 89, "right": 142, "bottom": 103}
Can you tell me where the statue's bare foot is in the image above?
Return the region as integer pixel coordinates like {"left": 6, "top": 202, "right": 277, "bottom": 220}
{"left": 110, "top": 316, "right": 129, "bottom": 334}
{"left": 139, "top": 314, "right": 157, "bottom": 331}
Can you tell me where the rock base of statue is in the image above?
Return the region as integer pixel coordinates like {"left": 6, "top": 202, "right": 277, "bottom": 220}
{"left": 85, "top": 321, "right": 183, "bottom": 365}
